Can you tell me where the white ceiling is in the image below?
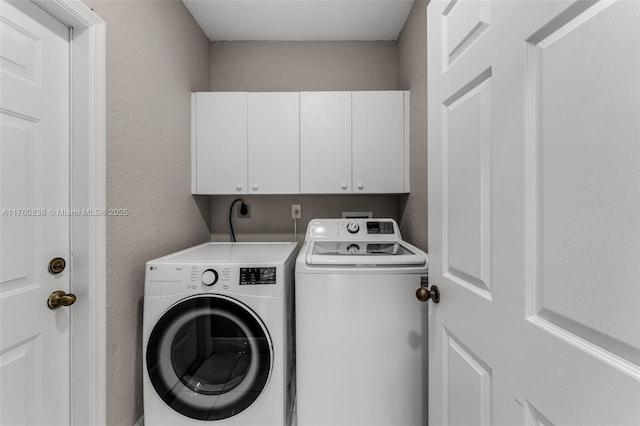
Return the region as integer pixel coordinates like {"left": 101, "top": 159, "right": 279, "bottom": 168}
{"left": 183, "top": 0, "right": 415, "bottom": 42}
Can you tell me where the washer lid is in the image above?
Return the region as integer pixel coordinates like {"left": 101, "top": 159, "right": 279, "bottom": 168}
{"left": 306, "top": 241, "right": 426, "bottom": 266}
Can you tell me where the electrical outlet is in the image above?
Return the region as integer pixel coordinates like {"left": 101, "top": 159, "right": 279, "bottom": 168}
{"left": 291, "top": 204, "right": 301, "bottom": 219}
{"left": 237, "top": 203, "right": 251, "bottom": 218}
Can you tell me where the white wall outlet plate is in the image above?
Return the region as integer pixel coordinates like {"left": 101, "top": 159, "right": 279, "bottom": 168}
{"left": 291, "top": 204, "right": 301, "bottom": 219}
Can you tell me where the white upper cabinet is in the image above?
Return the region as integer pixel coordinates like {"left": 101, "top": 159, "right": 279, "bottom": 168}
{"left": 247, "top": 92, "right": 300, "bottom": 194}
{"left": 192, "top": 91, "right": 408, "bottom": 195}
{"left": 300, "top": 92, "right": 352, "bottom": 193}
{"left": 192, "top": 92, "right": 247, "bottom": 194}
{"left": 352, "top": 91, "right": 408, "bottom": 193}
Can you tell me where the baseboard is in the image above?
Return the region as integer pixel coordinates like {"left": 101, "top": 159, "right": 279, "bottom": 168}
{"left": 134, "top": 415, "right": 144, "bottom": 426}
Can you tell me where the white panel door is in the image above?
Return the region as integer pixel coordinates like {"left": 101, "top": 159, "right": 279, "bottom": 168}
{"left": 193, "top": 92, "right": 247, "bottom": 194}
{"left": 428, "top": 0, "right": 640, "bottom": 424}
{"left": 352, "top": 91, "right": 406, "bottom": 193}
{"left": 0, "top": 1, "right": 72, "bottom": 425}
{"left": 300, "top": 91, "right": 352, "bottom": 194}
{"left": 248, "top": 92, "right": 299, "bottom": 194}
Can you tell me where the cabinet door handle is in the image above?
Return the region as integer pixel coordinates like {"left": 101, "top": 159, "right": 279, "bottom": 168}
{"left": 252, "top": 183, "right": 259, "bottom": 191}
{"left": 341, "top": 182, "right": 348, "bottom": 190}
{"left": 357, "top": 182, "right": 364, "bottom": 190}
{"left": 236, "top": 184, "right": 243, "bottom": 191}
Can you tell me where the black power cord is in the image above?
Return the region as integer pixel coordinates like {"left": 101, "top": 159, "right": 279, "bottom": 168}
{"left": 229, "top": 198, "right": 247, "bottom": 242}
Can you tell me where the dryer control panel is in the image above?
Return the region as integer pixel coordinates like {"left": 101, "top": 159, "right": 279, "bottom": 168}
{"left": 144, "top": 242, "right": 295, "bottom": 298}
{"left": 191, "top": 266, "right": 231, "bottom": 290}
{"left": 240, "top": 267, "right": 276, "bottom": 285}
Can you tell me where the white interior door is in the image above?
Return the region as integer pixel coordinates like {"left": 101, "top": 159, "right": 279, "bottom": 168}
{"left": 427, "top": 0, "right": 640, "bottom": 424}
{"left": 0, "top": 1, "right": 72, "bottom": 424}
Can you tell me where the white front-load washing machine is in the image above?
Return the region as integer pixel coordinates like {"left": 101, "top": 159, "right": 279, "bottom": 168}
{"left": 143, "top": 242, "right": 297, "bottom": 426}
{"left": 295, "top": 219, "right": 429, "bottom": 426}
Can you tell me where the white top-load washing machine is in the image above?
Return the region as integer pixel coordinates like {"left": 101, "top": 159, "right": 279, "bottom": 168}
{"left": 295, "top": 218, "right": 428, "bottom": 426}
{"left": 143, "top": 242, "right": 297, "bottom": 426}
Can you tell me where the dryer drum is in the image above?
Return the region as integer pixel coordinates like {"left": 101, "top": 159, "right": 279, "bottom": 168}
{"left": 146, "top": 294, "right": 273, "bottom": 421}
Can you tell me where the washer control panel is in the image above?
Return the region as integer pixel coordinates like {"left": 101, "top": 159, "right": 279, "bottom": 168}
{"left": 308, "top": 219, "right": 400, "bottom": 240}
{"left": 366, "top": 221, "right": 394, "bottom": 234}
{"left": 346, "top": 222, "right": 360, "bottom": 234}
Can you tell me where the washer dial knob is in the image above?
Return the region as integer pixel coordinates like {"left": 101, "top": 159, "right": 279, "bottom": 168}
{"left": 346, "top": 222, "right": 360, "bottom": 234}
{"left": 347, "top": 243, "right": 361, "bottom": 254}
{"left": 201, "top": 269, "right": 218, "bottom": 286}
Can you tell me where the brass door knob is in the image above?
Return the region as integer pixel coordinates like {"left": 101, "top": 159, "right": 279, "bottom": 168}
{"left": 416, "top": 285, "right": 440, "bottom": 303}
{"left": 47, "top": 290, "right": 77, "bottom": 309}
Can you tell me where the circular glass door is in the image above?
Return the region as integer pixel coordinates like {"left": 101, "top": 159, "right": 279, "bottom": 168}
{"left": 146, "top": 295, "right": 273, "bottom": 420}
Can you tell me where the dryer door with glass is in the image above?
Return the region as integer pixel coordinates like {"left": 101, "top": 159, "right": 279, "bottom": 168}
{"left": 146, "top": 294, "right": 273, "bottom": 420}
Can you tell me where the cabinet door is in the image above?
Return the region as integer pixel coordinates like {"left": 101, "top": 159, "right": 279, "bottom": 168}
{"left": 352, "top": 91, "right": 408, "bottom": 193}
{"left": 193, "top": 92, "right": 247, "bottom": 194}
{"left": 300, "top": 92, "right": 352, "bottom": 193}
{"left": 248, "top": 92, "right": 300, "bottom": 194}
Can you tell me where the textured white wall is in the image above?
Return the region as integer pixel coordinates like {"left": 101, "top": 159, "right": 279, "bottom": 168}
{"left": 210, "top": 41, "right": 399, "bottom": 91}
{"left": 82, "top": 1, "right": 211, "bottom": 424}
{"left": 208, "top": 41, "right": 401, "bottom": 241}
{"left": 398, "top": 0, "right": 429, "bottom": 250}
